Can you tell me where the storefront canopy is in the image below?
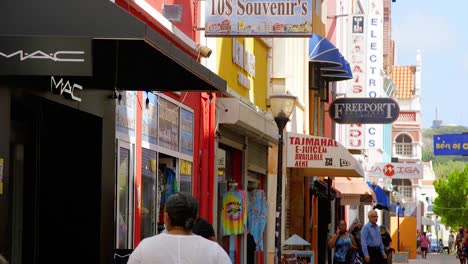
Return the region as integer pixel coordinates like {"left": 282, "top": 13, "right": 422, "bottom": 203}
{"left": 367, "top": 182, "right": 391, "bottom": 210}
{"left": 309, "top": 34, "right": 344, "bottom": 68}
{"left": 334, "top": 177, "right": 376, "bottom": 205}
{"left": 309, "top": 34, "right": 352, "bottom": 83}
{"left": 286, "top": 132, "right": 364, "bottom": 178}
{"left": 0, "top": 0, "right": 226, "bottom": 93}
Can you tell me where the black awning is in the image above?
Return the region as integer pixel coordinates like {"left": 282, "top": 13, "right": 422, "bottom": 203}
{"left": 313, "top": 180, "right": 339, "bottom": 200}
{"left": 0, "top": 0, "right": 226, "bottom": 93}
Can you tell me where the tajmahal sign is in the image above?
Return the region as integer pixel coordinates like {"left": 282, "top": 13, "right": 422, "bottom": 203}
{"left": 205, "top": 0, "right": 313, "bottom": 37}
{"left": 286, "top": 132, "right": 364, "bottom": 178}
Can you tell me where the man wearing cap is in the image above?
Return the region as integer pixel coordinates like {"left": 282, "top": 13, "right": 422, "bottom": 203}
{"left": 361, "top": 210, "right": 387, "bottom": 264}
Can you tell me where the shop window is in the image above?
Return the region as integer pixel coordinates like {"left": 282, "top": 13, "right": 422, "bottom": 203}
{"left": 158, "top": 97, "right": 179, "bottom": 151}
{"left": 117, "top": 143, "right": 133, "bottom": 249}
{"left": 157, "top": 155, "right": 179, "bottom": 233}
{"left": 179, "top": 160, "right": 192, "bottom": 193}
{"left": 141, "top": 148, "right": 158, "bottom": 240}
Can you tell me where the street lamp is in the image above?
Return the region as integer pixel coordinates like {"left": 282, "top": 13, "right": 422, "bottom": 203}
{"left": 269, "top": 94, "right": 297, "bottom": 264}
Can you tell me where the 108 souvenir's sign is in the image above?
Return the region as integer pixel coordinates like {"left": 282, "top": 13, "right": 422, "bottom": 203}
{"left": 205, "top": 0, "right": 313, "bottom": 37}
{"left": 329, "top": 97, "right": 400, "bottom": 124}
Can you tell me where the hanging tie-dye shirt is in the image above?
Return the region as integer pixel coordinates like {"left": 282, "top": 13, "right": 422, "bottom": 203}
{"left": 221, "top": 190, "right": 246, "bottom": 236}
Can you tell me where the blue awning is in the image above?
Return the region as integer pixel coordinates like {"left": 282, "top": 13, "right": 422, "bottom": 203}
{"left": 367, "top": 182, "right": 390, "bottom": 211}
{"left": 309, "top": 34, "right": 352, "bottom": 82}
{"left": 309, "top": 34, "right": 343, "bottom": 68}
{"left": 321, "top": 57, "right": 352, "bottom": 81}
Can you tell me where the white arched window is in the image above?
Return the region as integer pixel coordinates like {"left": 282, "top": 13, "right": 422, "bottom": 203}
{"left": 395, "top": 134, "right": 413, "bottom": 156}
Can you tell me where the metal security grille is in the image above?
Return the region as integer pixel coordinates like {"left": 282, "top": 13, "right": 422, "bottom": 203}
{"left": 247, "top": 141, "right": 268, "bottom": 174}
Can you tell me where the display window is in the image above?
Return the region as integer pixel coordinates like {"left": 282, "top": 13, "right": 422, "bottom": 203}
{"left": 116, "top": 140, "right": 134, "bottom": 249}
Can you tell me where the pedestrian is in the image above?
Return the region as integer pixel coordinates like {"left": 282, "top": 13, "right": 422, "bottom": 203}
{"left": 449, "top": 231, "right": 455, "bottom": 254}
{"left": 192, "top": 217, "right": 216, "bottom": 241}
{"left": 456, "top": 227, "right": 465, "bottom": 264}
{"left": 360, "top": 210, "right": 387, "bottom": 264}
{"left": 419, "top": 232, "right": 430, "bottom": 259}
{"left": 247, "top": 232, "right": 256, "bottom": 264}
{"left": 127, "top": 192, "right": 231, "bottom": 264}
{"left": 380, "top": 226, "right": 394, "bottom": 264}
{"left": 328, "top": 219, "right": 357, "bottom": 264}
{"left": 350, "top": 219, "right": 364, "bottom": 262}
{"left": 462, "top": 228, "right": 468, "bottom": 264}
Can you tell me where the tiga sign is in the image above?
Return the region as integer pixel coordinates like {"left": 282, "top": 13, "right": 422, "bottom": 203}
{"left": 365, "top": 162, "right": 423, "bottom": 179}
{"left": 328, "top": 97, "right": 400, "bottom": 124}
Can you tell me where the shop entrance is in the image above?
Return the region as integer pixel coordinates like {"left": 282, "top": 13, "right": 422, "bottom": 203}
{"left": 10, "top": 95, "right": 102, "bottom": 264}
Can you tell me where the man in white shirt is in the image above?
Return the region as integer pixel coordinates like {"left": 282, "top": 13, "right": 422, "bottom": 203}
{"left": 127, "top": 192, "right": 231, "bottom": 264}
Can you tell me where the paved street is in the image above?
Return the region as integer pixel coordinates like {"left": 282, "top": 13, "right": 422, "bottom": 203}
{"left": 408, "top": 253, "right": 461, "bottom": 264}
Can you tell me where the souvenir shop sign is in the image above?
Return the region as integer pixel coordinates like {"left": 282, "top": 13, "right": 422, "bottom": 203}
{"left": 286, "top": 132, "right": 364, "bottom": 178}
{"left": 205, "top": 0, "right": 313, "bottom": 37}
{"left": 365, "top": 162, "right": 423, "bottom": 179}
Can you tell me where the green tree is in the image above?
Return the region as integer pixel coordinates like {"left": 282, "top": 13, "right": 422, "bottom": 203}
{"left": 433, "top": 160, "right": 467, "bottom": 178}
{"left": 433, "top": 165, "right": 468, "bottom": 229}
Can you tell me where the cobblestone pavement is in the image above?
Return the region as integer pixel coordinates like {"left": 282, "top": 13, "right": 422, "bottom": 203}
{"left": 407, "top": 252, "right": 461, "bottom": 264}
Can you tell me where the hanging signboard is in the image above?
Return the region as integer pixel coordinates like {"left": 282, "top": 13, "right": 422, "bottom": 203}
{"left": 205, "top": 0, "right": 313, "bottom": 37}
{"left": 328, "top": 97, "right": 400, "bottom": 124}
{"left": 286, "top": 132, "right": 364, "bottom": 177}
{"left": 365, "top": 162, "right": 423, "bottom": 179}
{"left": 433, "top": 134, "right": 468, "bottom": 156}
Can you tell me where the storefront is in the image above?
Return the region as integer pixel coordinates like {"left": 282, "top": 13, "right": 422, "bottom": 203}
{"left": 216, "top": 97, "right": 277, "bottom": 264}
{"left": 0, "top": 0, "right": 226, "bottom": 263}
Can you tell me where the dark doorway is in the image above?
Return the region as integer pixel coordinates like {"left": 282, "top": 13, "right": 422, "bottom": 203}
{"left": 11, "top": 95, "right": 102, "bottom": 264}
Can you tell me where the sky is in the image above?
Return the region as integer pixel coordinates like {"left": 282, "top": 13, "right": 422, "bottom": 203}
{"left": 392, "top": 1, "right": 468, "bottom": 128}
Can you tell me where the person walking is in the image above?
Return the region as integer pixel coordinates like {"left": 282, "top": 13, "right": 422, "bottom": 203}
{"left": 350, "top": 219, "right": 364, "bottom": 262}
{"left": 360, "top": 210, "right": 387, "bottom": 264}
{"left": 380, "top": 226, "right": 394, "bottom": 264}
{"left": 456, "top": 227, "right": 465, "bottom": 264}
{"left": 419, "top": 232, "right": 430, "bottom": 259}
{"left": 449, "top": 231, "right": 455, "bottom": 254}
{"left": 127, "top": 192, "right": 231, "bottom": 264}
{"left": 328, "top": 220, "right": 357, "bottom": 264}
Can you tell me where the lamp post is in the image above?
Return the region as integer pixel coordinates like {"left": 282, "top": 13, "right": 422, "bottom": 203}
{"left": 269, "top": 94, "right": 296, "bottom": 264}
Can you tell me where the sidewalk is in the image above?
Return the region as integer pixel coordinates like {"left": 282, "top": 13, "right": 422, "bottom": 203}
{"left": 408, "top": 252, "right": 459, "bottom": 263}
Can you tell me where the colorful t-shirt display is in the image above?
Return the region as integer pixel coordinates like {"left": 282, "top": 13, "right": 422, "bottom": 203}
{"left": 248, "top": 190, "right": 267, "bottom": 250}
{"left": 221, "top": 190, "right": 246, "bottom": 236}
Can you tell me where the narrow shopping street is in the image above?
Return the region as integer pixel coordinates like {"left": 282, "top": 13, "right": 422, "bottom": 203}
{"left": 408, "top": 253, "right": 461, "bottom": 264}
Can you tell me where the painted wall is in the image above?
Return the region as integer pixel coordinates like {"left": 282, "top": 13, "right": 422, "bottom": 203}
{"left": 215, "top": 38, "right": 269, "bottom": 111}
{"left": 390, "top": 216, "right": 417, "bottom": 259}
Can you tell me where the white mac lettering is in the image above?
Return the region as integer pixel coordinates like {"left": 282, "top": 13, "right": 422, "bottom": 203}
{"left": 0, "top": 50, "right": 85, "bottom": 62}
{"left": 50, "top": 76, "right": 82, "bottom": 102}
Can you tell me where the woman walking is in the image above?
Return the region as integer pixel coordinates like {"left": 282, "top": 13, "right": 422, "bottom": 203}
{"left": 419, "top": 232, "right": 430, "bottom": 259}
{"left": 328, "top": 220, "right": 358, "bottom": 264}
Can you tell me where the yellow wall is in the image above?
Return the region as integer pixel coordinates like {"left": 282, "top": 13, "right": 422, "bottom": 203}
{"left": 215, "top": 38, "right": 269, "bottom": 111}
{"left": 390, "top": 216, "right": 417, "bottom": 259}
